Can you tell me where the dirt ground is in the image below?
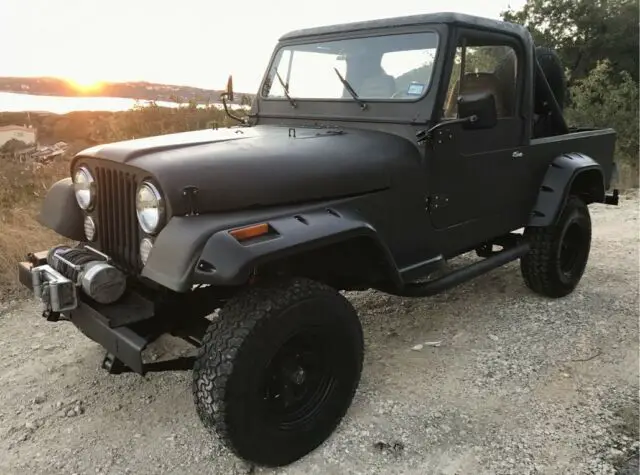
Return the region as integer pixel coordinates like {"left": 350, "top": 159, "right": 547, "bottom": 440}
{"left": 0, "top": 193, "right": 638, "bottom": 475}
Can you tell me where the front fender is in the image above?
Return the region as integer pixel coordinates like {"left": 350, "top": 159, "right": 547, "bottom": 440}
{"left": 528, "top": 153, "right": 605, "bottom": 227}
{"left": 37, "top": 178, "right": 85, "bottom": 241}
{"left": 141, "top": 204, "right": 401, "bottom": 292}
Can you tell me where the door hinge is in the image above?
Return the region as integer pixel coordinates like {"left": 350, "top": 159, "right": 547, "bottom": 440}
{"left": 426, "top": 194, "right": 449, "bottom": 211}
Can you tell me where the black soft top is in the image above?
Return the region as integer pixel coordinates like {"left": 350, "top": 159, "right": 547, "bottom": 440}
{"left": 279, "top": 11, "right": 530, "bottom": 43}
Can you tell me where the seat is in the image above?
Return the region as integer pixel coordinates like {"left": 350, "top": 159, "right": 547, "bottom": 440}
{"left": 444, "top": 72, "right": 509, "bottom": 118}
{"left": 358, "top": 73, "right": 396, "bottom": 99}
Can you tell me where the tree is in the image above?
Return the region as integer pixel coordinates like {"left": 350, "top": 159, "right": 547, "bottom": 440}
{"left": 502, "top": 0, "right": 639, "bottom": 84}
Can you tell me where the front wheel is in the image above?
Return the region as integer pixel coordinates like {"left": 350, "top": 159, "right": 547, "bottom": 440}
{"left": 192, "top": 277, "right": 364, "bottom": 467}
{"left": 520, "top": 195, "right": 592, "bottom": 298}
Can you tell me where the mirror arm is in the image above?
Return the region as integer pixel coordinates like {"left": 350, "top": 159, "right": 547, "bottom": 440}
{"left": 220, "top": 92, "right": 246, "bottom": 124}
{"left": 416, "top": 115, "right": 476, "bottom": 144}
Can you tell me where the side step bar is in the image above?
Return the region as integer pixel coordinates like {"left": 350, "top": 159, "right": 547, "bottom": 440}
{"left": 388, "top": 242, "right": 531, "bottom": 298}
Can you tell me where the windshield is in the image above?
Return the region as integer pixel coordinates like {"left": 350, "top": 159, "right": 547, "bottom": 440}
{"left": 262, "top": 31, "right": 439, "bottom": 101}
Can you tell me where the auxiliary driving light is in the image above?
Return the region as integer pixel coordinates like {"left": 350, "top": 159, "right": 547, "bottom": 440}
{"left": 84, "top": 216, "right": 96, "bottom": 241}
{"left": 140, "top": 238, "right": 153, "bottom": 265}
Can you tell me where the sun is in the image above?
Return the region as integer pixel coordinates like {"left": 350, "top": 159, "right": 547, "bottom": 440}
{"left": 65, "top": 75, "right": 104, "bottom": 94}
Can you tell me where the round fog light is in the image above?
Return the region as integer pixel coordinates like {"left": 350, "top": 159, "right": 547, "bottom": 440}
{"left": 84, "top": 216, "right": 96, "bottom": 241}
{"left": 140, "top": 238, "right": 153, "bottom": 265}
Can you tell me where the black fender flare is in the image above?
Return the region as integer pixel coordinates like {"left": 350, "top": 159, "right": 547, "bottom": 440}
{"left": 37, "top": 178, "right": 85, "bottom": 241}
{"left": 528, "top": 153, "right": 605, "bottom": 227}
{"left": 141, "top": 207, "right": 402, "bottom": 292}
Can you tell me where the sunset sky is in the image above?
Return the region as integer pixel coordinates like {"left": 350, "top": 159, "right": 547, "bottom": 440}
{"left": 1, "top": 0, "right": 525, "bottom": 93}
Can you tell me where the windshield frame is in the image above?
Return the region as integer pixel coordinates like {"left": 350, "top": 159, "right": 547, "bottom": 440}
{"left": 259, "top": 27, "right": 442, "bottom": 106}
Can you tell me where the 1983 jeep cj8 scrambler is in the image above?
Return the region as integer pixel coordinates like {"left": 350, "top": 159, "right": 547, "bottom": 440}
{"left": 18, "top": 12, "right": 618, "bottom": 467}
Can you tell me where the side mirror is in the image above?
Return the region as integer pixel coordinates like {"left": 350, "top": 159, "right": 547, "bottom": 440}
{"left": 458, "top": 91, "right": 497, "bottom": 129}
{"left": 225, "top": 75, "right": 234, "bottom": 102}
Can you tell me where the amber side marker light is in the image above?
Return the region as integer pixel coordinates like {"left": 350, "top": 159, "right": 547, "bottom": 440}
{"left": 229, "top": 222, "right": 271, "bottom": 242}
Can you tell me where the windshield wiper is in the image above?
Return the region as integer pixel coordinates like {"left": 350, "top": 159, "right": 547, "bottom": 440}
{"left": 274, "top": 70, "right": 297, "bottom": 108}
{"left": 333, "top": 67, "right": 367, "bottom": 110}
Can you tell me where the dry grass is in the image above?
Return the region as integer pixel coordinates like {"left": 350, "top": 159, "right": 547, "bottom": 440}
{"left": 0, "top": 156, "right": 71, "bottom": 297}
{"left": 0, "top": 207, "right": 69, "bottom": 297}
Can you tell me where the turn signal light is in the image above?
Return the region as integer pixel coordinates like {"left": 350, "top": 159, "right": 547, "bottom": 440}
{"left": 229, "top": 223, "right": 270, "bottom": 242}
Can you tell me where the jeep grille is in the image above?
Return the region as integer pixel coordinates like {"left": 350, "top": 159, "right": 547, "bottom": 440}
{"left": 95, "top": 167, "right": 139, "bottom": 273}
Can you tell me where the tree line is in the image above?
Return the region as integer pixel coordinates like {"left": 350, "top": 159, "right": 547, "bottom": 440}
{"left": 503, "top": 0, "right": 639, "bottom": 187}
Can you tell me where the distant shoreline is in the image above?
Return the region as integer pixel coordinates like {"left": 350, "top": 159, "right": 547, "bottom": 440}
{"left": 0, "top": 91, "right": 249, "bottom": 115}
{"left": 0, "top": 77, "right": 255, "bottom": 106}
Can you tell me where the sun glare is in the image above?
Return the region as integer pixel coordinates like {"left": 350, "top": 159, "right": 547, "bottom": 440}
{"left": 66, "top": 76, "right": 104, "bottom": 93}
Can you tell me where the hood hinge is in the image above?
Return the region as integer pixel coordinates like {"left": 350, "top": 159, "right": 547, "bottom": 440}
{"left": 182, "top": 186, "right": 200, "bottom": 216}
{"left": 426, "top": 194, "right": 449, "bottom": 211}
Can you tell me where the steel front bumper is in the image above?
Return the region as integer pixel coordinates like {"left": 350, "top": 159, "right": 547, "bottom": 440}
{"left": 18, "top": 252, "right": 155, "bottom": 374}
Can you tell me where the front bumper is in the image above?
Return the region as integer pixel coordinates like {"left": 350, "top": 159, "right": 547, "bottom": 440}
{"left": 19, "top": 252, "right": 155, "bottom": 374}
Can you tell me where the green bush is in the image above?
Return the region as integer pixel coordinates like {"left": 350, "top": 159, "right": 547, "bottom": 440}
{"left": 565, "top": 60, "right": 639, "bottom": 187}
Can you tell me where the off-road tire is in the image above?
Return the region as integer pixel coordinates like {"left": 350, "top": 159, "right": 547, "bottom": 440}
{"left": 520, "top": 195, "right": 592, "bottom": 298}
{"left": 192, "top": 277, "right": 364, "bottom": 467}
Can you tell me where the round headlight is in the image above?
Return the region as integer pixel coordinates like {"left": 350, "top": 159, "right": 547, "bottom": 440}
{"left": 73, "top": 166, "right": 95, "bottom": 210}
{"left": 136, "top": 181, "right": 164, "bottom": 234}
{"left": 84, "top": 216, "right": 96, "bottom": 241}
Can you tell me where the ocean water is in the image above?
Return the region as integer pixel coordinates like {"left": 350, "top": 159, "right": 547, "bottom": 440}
{"left": 0, "top": 92, "right": 229, "bottom": 114}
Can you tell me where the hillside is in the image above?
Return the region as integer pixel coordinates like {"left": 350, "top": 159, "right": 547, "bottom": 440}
{"left": 0, "top": 77, "right": 255, "bottom": 105}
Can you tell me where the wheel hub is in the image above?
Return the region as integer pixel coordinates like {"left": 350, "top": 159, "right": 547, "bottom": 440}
{"left": 290, "top": 366, "right": 306, "bottom": 385}
{"left": 262, "top": 331, "right": 335, "bottom": 430}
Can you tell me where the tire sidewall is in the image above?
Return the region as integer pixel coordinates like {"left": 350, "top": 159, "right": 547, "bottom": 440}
{"left": 223, "top": 291, "right": 362, "bottom": 465}
{"left": 553, "top": 197, "right": 592, "bottom": 289}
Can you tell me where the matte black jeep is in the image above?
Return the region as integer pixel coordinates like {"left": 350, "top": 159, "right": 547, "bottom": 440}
{"left": 18, "top": 12, "right": 619, "bottom": 467}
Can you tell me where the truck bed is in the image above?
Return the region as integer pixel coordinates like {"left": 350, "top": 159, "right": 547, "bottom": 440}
{"left": 529, "top": 127, "right": 617, "bottom": 189}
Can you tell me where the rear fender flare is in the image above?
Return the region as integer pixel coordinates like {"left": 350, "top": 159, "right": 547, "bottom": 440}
{"left": 528, "top": 153, "right": 605, "bottom": 227}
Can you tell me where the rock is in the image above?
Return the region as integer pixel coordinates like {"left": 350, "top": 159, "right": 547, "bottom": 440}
{"left": 25, "top": 421, "right": 36, "bottom": 430}
{"left": 411, "top": 344, "right": 424, "bottom": 351}
{"left": 32, "top": 395, "right": 46, "bottom": 405}
{"left": 66, "top": 409, "right": 77, "bottom": 417}
{"left": 424, "top": 341, "right": 442, "bottom": 347}
{"left": 489, "top": 334, "right": 499, "bottom": 342}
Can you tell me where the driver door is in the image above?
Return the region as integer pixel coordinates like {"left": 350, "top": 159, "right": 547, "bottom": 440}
{"left": 428, "top": 30, "right": 527, "bottom": 231}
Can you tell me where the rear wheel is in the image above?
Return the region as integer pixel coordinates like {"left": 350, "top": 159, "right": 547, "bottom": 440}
{"left": 520, "top": 195, "right": 592, "bottom": 298}
{"left": 192, "top": 277, "right": 363, "bottom": 467}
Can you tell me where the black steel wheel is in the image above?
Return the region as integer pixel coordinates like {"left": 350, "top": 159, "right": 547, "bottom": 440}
{"left": 192, "top": 277, "right": 363, "bottom": 467}
{"left": 520, "top": 195, "right": 592, "bottom": 298}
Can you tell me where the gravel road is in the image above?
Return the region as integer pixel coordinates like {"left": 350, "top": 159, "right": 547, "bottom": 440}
{"left": 1, "top": 193, "right": 638, "bottom": 475}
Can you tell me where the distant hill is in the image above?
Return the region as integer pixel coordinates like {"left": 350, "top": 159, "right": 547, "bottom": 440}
{"left": 0, "top": 77, "right": 255, "bottom": 105}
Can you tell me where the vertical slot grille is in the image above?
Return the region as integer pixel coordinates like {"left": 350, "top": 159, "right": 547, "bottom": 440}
{"left": 96, "top": 167, "right": 139, "bottom": 272}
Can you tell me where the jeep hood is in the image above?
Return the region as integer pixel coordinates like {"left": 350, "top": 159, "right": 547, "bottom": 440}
{"left": 77, "top": 124, "right": 419, "bottom": 215}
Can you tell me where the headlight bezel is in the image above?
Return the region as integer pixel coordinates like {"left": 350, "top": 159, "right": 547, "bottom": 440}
{"left": 73, "top": 166, "right": 96, "bottom": 210}
{"left": 136, "top": 180, "right": 165, "bottom": 235}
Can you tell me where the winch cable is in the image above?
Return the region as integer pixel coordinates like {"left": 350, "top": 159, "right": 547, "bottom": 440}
{"left": 47, "top": 247, "right": 101, "bottom": 282}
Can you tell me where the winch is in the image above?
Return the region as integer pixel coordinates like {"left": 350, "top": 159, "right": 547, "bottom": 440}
{"left": 31, "top": 245, "right": 127, "bottom": 313}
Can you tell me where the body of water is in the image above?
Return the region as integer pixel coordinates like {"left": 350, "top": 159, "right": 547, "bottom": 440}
{"left": 0, "top": 92, "right": 232, "bottom": 114}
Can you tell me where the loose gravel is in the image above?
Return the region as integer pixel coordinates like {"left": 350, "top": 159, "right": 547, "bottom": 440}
{"left": 0, "top": 193, "right": 638, "bottom": 474}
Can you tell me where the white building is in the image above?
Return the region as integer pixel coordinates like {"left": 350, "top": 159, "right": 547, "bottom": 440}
{"left": 0, "top": 125, "right": 37, "bottom": 149}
